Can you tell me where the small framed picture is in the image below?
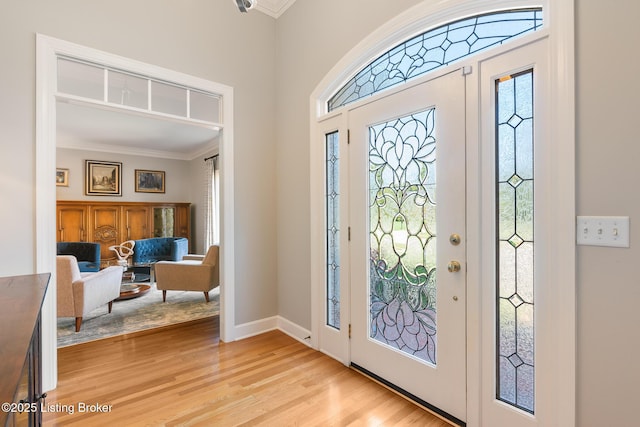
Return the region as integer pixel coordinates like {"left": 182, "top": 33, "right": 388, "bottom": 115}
{"left": 135, "top": 169, "right": 165, "bottom": 193}
{"left": 85, "top": 160, "right": 122, "bottom": 196}
{"left": 56, "top": 168, "right": 69, "bottom": 187}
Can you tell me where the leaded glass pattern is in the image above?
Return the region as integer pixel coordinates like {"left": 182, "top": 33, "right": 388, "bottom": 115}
{"left": 328, "top": 9, "right": 543, "bottom": 112}
{"left": 496, "top": 70, "right": 535, "bottom": 413}
{"left": 369, "top": 108, "right": 437, "bottom": 364}
{"left": 326, "top": 131, "right": 340, "bottom": 329}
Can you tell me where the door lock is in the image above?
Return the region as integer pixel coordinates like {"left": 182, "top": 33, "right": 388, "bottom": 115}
{"left": 447, "top": 260, "right": 462, "bottom": 273}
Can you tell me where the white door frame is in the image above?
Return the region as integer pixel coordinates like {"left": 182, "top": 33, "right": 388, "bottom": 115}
{"left": 35, "top": 34, "right": 236, "bottom": 391}
{"left": 309, "top": 1, "right": 575, "bottom": 426}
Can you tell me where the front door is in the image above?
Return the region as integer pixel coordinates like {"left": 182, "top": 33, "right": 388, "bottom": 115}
{"left": 349, "top": 70, "right": 467, "bottom": 422}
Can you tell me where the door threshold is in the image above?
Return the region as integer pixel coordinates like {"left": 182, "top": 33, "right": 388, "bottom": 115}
{"left": 350, "top": 363, "right": 465, "bottom": 427}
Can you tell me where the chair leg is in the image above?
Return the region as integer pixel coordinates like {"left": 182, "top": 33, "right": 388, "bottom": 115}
{"left": 204, "top": 292, "right": 210, "bottom": 303}
{"left": 162, "top": 290, "right": 167, "bottom": 302}
{"left": 75, "top": 317, "right": 82, "bottom": 332}
{"left": 108, "top": 301, "right": 113, "bottom": 313}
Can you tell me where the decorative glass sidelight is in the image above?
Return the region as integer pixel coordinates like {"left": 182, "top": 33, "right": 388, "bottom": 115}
{"left": 496, "top": 70, "right": 535, "bottom": 413}
{"left": 369, "top": 108, "right": 438, "bottom": 364}
{"left": 328, "top": 9, "right": 543, "bottom": 112}
{"left": 326, "top": 131, "right": 340, "bottom": 329}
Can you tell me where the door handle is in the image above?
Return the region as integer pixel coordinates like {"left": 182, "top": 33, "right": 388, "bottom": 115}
{"left": 447, "top": 260, "right": 461, "bottom": 273}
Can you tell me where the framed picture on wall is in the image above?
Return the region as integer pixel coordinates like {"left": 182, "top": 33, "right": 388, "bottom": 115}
{"left": 135, "top": 169, "right": 165, "bottom": 193}
{"left": 85, "top": 160, "right": 122, "bottom": 196}
{"left": 56, "top": 168, "right": 69, "bottom": 186}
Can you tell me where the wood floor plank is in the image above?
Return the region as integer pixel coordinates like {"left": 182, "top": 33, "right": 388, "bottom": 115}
{"left": 44, "top": 317, "right": 453, "bottom": 426}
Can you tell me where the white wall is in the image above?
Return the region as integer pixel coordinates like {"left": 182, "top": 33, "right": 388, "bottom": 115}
{"left": 0, "top": 0, "right": 277, "bottom": 326}
{"left": 575, "top": 1, "right": 640, "bottom": 425}
{"left": 56, "top": 148, "right": 192, "bottom": 203}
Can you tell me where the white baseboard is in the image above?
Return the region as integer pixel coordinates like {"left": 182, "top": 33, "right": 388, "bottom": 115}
{"left": 233, "top": 316, "right": 278, "bottom": 340}
{"left": 233, "top": 315, "right": 312, "bottom": 347}
{"left": 276, "top": 316, "right": 312, "bottom": 347}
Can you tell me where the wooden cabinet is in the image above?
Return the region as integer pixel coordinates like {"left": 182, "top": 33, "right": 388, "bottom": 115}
{"left": 90, "top": 204, "right": 121, "bottom": 266}
{"left": 174, "top": 204, "right": 190, "bottom": 239}
{"left": 122, "top": 205, "right": 150, "bottom": 241}
{"left": 0, "top": 274, "right": 49, "bottom": 427}
{"left": 56, "top": 204, "right": 87, "bottom": 242}
{"left": 57, "top": 201, "right": 191, "bottom": 266}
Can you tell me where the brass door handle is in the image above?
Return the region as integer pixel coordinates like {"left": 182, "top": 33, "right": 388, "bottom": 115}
{"left": 447, "top": 260, "right": 461, "bottom": 273}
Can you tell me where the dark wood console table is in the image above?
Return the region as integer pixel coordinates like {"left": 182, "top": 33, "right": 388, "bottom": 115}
{"left": 0, "top": 273, "right": 50, "bottom": 427}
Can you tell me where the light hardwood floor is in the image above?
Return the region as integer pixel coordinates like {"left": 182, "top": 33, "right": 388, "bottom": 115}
{"left": 45, "top": 317, "right": 452, "bottom": 426}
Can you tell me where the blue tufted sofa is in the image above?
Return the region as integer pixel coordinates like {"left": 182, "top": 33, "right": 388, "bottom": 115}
{"left": 56, "top": 242, "right": 101, "bottom": 272}
{"left": 132, "top": 237, "right": 188, "bottom": 265}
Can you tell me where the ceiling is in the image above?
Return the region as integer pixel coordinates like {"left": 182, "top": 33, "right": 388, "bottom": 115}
{"left": 56, "top": 100, "right": 220, "bottom": 161}
{"left": 255, "top": 0, "right": 297, "bottom": 18}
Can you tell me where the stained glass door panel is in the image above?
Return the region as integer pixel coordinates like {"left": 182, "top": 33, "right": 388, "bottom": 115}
{"left": 369, "top": 108, "right": 438, "bottom": 364}
{"left": 349, "top": 71, "right": 467, "bottom": 422}
{"left": 496, "top": 70, "right": 535, "bottom": 414}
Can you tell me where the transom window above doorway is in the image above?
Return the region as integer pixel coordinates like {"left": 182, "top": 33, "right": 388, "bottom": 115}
{"left": 57, "top": 57, "right": 222, "bottom": 126}
{"left": 327, "top": 8, "right": 543, "bottom": 112}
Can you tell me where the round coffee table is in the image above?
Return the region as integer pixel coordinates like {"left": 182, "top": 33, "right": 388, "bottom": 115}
{"left": 117, "top": 283, "right": 152, "bottom": 300}
{"left": 118, "top": 271, "right": 152, "bottom": 301}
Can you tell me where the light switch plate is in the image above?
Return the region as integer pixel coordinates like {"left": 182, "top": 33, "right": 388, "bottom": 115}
{"left": 576, "top": 216, "right": 630, "bottom": 247}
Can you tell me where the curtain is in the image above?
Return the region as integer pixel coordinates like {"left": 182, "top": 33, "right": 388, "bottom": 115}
{"left": 204, "top": 156, "right": 219, "bottom": 249}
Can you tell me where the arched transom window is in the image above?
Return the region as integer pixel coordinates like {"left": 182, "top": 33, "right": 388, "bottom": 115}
{"left": 327, "top": 8, "right": 543, "bottom": 112}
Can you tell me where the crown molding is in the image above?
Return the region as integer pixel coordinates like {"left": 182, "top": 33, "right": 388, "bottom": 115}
{"left": 56, "top": 139, "right": 200, "bottom": 161}
{"left": 255, "top": 0, "right": 297, "bottom": 18}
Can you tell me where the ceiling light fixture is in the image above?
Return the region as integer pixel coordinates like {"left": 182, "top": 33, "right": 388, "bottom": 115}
{"left": 235, "top": 0, "right": 256, "bottom": 13}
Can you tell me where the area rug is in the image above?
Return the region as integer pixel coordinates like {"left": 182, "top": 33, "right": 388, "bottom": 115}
{"left": 57, "top": 284, "right": 220, "bottom": 347}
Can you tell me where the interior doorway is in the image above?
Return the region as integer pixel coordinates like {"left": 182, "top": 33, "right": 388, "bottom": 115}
{"left": 36, "top": 34, "right": 236, "bottom": 391}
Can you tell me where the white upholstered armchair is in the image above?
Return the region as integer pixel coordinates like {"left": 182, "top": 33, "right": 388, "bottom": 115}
{"left": 154, "top": 245, "right": 220, "bottom": 302}
{"left": 56, "top": 255, "right": 122, "bottom": 332}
